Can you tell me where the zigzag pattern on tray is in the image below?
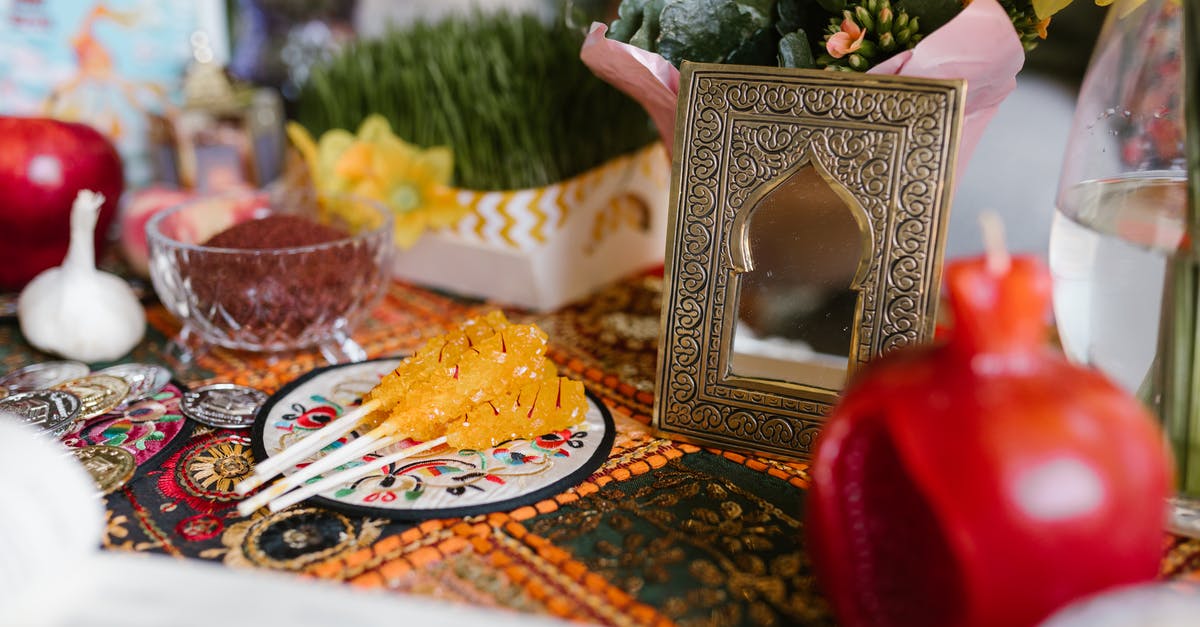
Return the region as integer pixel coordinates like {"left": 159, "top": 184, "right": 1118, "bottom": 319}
{"left": 444, "top": 144, "right": 668, "bottom": 252}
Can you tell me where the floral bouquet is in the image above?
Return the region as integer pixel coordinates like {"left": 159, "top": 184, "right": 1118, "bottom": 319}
{"left": 581, "top": 0, "right": 1084, "bottom": 171}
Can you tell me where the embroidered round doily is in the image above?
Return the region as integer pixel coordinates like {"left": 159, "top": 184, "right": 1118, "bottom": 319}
{"left": 251, "top": 359, "right": 614, "bottom": 520}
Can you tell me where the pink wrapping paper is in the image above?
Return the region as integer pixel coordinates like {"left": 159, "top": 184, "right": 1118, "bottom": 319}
{"left": 580, "top": 0, "right": 1025, "bottom": 174}
{"left": 580, "top": 22, "right": 682, "bottom": 148}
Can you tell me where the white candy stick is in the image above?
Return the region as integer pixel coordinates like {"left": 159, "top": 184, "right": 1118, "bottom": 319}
{"left": 267, "top": 436, "right": 448, "bottom": 512}
{"left": 236, "top": 429, "right": 401, "bottom": 516}
{"left": 234, "top": 399, "right": 380, "bottom": 496}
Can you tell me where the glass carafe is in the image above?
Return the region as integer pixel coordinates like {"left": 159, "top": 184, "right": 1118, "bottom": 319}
{"left": 1048, "top": 0, "right": 1200, "bottom": 534}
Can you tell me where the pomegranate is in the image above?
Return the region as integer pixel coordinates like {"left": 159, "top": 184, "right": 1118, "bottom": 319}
{"left": 807, "top": 255, "right": 1173, "bottom": 627}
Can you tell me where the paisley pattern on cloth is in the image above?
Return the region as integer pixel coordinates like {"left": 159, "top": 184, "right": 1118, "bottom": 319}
{"left": 63, "top": 383, "right": 192, "bottom": 466}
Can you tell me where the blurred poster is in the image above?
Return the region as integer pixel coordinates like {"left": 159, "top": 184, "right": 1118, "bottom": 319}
{"left": 0, "top": 0, "right": 226, "bottom": 186}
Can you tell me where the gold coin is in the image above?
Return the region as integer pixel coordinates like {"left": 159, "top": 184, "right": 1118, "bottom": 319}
{"left": 72, "top": 445, "right": 136, "bottom": 494}
{"left": 54, "top": 374, "right": 130, "bottom": 421}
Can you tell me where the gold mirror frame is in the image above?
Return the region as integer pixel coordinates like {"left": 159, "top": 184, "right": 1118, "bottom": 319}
{"left": 653, "top": 62, "right": 965, "bottom": 460}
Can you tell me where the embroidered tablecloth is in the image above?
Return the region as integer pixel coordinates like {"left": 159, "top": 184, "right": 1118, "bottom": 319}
{"left": 2, "top": 275, "right": 1197, "bottom": 627}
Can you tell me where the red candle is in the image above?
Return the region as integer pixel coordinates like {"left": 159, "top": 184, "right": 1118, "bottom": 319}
{"left": 807, "top": 252, "right": 1173, "bottom": 627}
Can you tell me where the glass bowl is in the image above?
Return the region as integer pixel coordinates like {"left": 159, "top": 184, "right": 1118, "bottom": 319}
{"left": 146, "top": 188, "right": 393, "bottom": 364}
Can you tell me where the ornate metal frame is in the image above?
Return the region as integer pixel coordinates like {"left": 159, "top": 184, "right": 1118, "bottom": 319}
{"left": 653, "top": 62, "right": 964, "bottom": 460}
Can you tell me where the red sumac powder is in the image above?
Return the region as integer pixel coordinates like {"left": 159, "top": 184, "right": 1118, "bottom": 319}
{"left": 184, "top": 214, "right": 377, "bottom": 345}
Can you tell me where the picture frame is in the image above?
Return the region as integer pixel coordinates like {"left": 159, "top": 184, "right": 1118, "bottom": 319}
{"left": 653, "top": 62, "right": 965, "bottom": 459}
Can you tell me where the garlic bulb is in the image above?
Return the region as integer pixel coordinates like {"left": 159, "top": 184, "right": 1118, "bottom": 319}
{"left": 18, "top": 190, "right": 145, "bottom": 362}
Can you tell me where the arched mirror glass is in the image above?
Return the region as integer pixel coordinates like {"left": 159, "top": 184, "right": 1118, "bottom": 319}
{"left": 730, "top": 159, "right": 870, "bottom": 390}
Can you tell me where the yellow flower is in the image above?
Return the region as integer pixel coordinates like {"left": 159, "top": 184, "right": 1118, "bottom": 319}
{"left": 1032, "top": 0, "right": 1074, "bottom": 19}
{"left": 1036, "top": 0, "right": 1151, "bottom": 20}
{"left": 287, "top": 114, "right": 467, "bottom": 249}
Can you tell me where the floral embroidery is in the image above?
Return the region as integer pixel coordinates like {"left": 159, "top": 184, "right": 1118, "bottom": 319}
{"left": 328, "top": 430, "right": 588, "bottom": 503}
{"left": 202, "top": 508, "right": 384, "bottom": 571}
{"left": 158, "top": 433, "right": 255, "bottom": 512}
{"left": 66, "top": 385, "right": 188, "bottom": 465}
{"left": 177, "top": 514, "right": 224, "bottom": 542}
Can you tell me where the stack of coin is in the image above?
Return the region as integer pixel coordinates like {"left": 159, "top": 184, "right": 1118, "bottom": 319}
{"left": 0, "top": 362, "right": 91, "bottom": 436}
{"left": 0, "top": 361, "right": 89, "bottom": 393}
{"left": 0, "top": 361, "right": 176, "bottom": 436}
{"left": 96, "top": 363, "right": 172, "bottom": 408}
{"left": 179, "top": 383, "right": 268, "bottom": 429}
{"left": 72, "top": 445, "right": 136, "bottom": 495}
{"left": 0, "top": 362, "right": 270, "bottom": 492}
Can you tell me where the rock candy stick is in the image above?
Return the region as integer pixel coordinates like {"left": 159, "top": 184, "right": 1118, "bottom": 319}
{"left": 266, "top": 436, "right": 448, "bottom": 512}
{"left": 234, "top": 398, "right": 383, "bottom": 496}
{"left": 378, "top": 324, "right": 549, "bottom": 434}
{"left": 447, "top": 377, "right": 589, "bottom": 450}
{"left": 237, "top": 426, "right": 404, "bottom": 516}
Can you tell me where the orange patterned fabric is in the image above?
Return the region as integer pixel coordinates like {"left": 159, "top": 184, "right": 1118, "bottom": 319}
{"left": 2, "top": 274, "right": 1195, "bottom": 626}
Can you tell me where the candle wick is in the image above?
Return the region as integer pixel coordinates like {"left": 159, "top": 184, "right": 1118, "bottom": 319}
{"left": 979, "top": 211, "right": 1011, "bottom": 275}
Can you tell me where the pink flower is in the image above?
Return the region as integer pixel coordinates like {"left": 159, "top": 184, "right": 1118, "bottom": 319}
{"left": 826, "top": 17, "right": 866, "bottom": 59}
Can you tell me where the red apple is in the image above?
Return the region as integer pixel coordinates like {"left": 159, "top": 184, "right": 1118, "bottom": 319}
{"left": 0, "top": 116, "right": 124, "bottom": 291}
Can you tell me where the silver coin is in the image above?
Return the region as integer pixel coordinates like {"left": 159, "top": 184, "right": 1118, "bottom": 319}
{"left": 0, "top": 390, "right": 82, "bottom": 435}
{"left": 0, "top": 361, "right": 89, "bottom": 393}
{"left": 180, "top": 383, "right": 267, "bottom": 429}
{"left": 97, "top": 363, "right": 172, "bottom": 405}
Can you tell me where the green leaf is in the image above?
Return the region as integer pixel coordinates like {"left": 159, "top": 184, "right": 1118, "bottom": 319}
{"left": 629, "top": 0, "right": 667, "bottom": 50}
{"left": 814, "top": 0, "right": 845, "bottom": 13}
{"left": 778, "top": 30, "right": 815, "bottom": 68}
{"left": 658, "top": 0, "right": 758, "bottom": 66}
{"left": 724, "top": 26, "right": 780, "bottom": 66}
{"left": 776, "top": 0, "right": 805, "bottom": 34}
{"left": 733, "top": 0, "right": 778, "bottom": 27}
{"left": 609, "top": 0, "right": 649, "bottom": 42}
{"left": 895, "top": 0, "right": 960, "bottom": 33}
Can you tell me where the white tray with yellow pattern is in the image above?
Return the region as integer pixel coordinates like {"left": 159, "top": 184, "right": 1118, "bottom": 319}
{"left": 390, "top": 143, "right": 669, "bottom": 311}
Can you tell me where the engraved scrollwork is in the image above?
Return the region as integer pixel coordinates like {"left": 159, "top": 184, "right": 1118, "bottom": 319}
{"left": 882, "top": 294, "right": 919, "bottom": 346}
{"left": 694, "top": 106, "right": 726, "bottom": 146}
{"left": 681, "top": 251, "right": 711, "bottom": 285}
{"left": 763, "top": 84, "right": 801, "bottom": 112}
{"left": 878, "top": 92, "right": 921, "bottom": 121}
{"left": 800, "top": 85, "right": 839, "bottom": 116}
{"left": 839, "top": 87, "right": 879, "bottom": 119}
{"left": 725, "top": 411, "right": 760, "bottom": 438}
{"left": 758, "top": 417, "right": 797, "bottom": 447}
{"left": 861, "top": 157, "right": 889, "bottom": 195}
{"left": 888, "top": 254, "right": 921, "bottom": 292}
{"left": 825, "top": 128, "right": 869, "bottom": 162}
{"left": 671, "top": 333, "right": 702, "bottom": 371}
{"left": 904, "top": 145, "right": 937, "bottom": 181}
{"left": 898, "top": 178, "right": 932, "bottom": 218}
{"left": 688, "top": 153, "right": 720, "bottom": 193}
{"left": 893, "top": 218, "right": 927, "bottom": 255}
{"left": 695, "top": 77, "right": 727, "bottom": 111}
{"left": 673, "top": 295, "right": 704, "bottom": 331}
{"left": 725, "top": 82, "right": 763, "bottom": 111}
{"left": 656, "top": 67, "right": 960, "bottom": 459}
{"left": 696, "top": 404, "right": 723, "bottom": 430}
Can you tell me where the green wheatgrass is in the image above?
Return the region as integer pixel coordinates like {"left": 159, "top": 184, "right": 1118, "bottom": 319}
{"left": 293, "top": 12, "right": 658, "bottom": 191}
